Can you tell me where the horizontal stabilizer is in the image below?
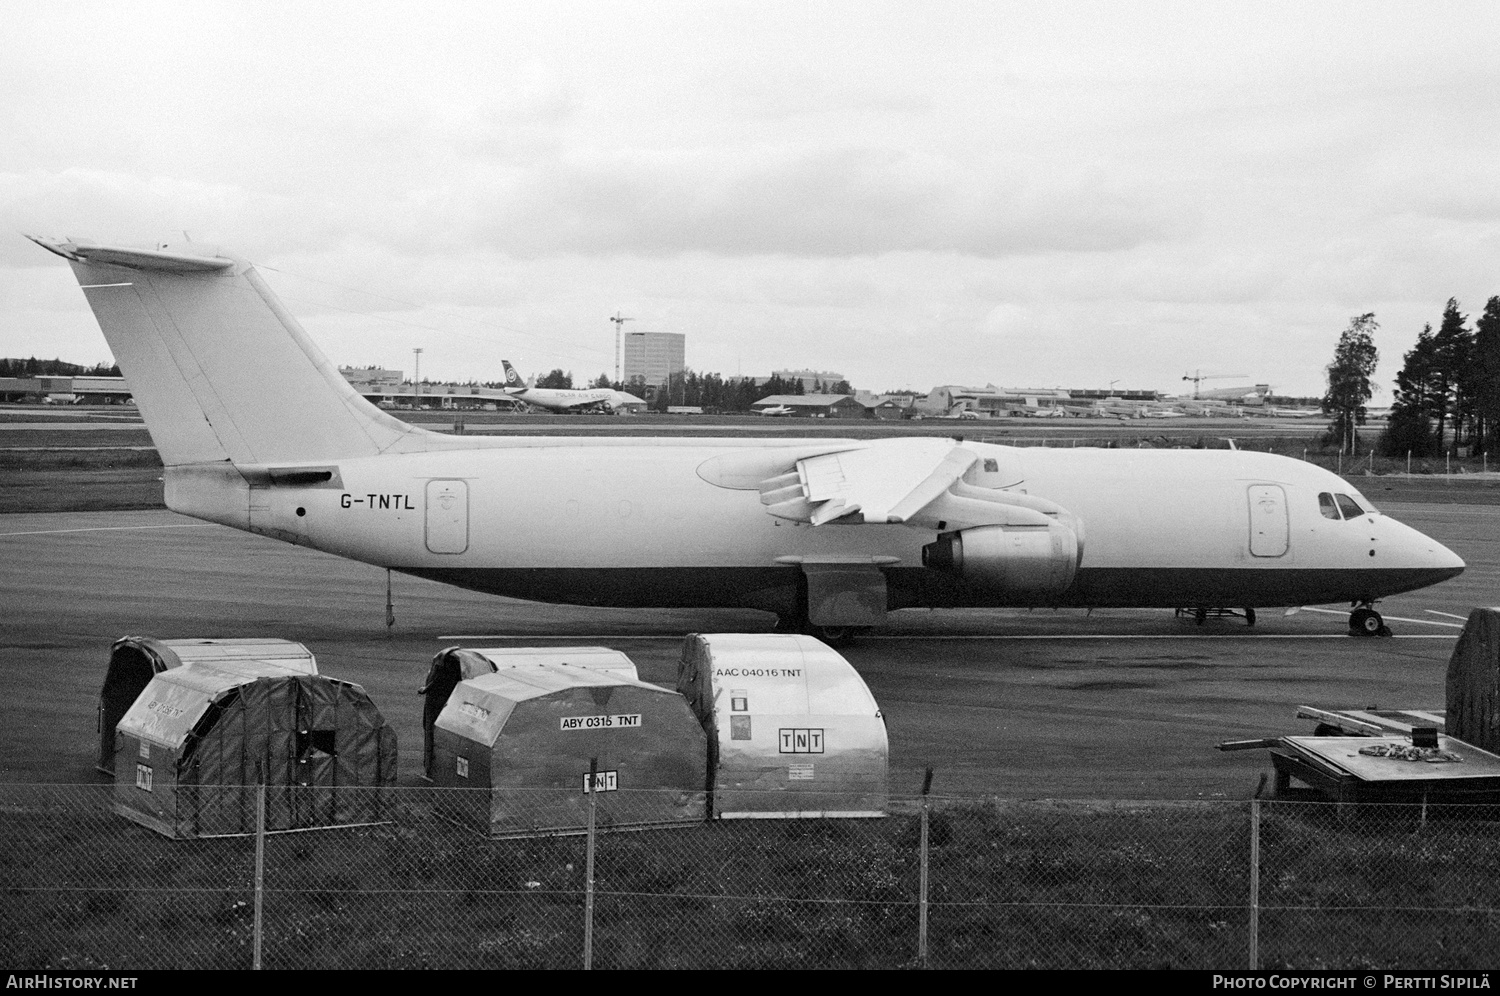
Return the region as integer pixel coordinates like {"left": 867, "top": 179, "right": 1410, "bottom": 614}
{"left": 26, "top": 236, "right": 233, "bottom": 272}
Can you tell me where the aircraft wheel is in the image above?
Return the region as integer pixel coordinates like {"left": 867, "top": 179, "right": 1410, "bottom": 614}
{"left": 1195, "top": 607, "right": 1207, "bottom": 626}
{"left": 1244, "top": 608, "right": 1257, "bottom": 627}
{"left": 809, "top": 625, "right": 865, "bottom": 646}
{"left": 1349, "top": 608, "right": 1384, "bottom": 637}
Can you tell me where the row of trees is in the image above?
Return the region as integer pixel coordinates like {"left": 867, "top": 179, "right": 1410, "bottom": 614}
{"left": 576, "top": 370, "right": 852, "bottom": 411}
{"left": 0, "top": 357, "right": 120, "bottom": 378}
{"left": 1382, "top": 298, "right": 1500, "bottom": 456}
{"left": 1322, "top": 298, "right": 1500, "bottom": 457}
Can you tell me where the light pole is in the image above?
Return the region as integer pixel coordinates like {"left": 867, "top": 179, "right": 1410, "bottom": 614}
{"left": 413, "top": 348, "right": 423, "bottom": 408}
{"left": 609, "top": 313, "right": 632, "bottom": 386}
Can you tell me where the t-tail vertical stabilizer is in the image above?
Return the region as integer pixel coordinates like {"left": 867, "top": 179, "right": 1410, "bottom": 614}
{"left": 28, "top": 236, "right": 445, "bottom": 467}
{"left": 29, "top": 236, "right": 459, "bottom": 527}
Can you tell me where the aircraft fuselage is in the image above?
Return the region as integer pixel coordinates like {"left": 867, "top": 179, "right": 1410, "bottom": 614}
{"left": 171, "top": 439, "right": 1461, "bottom": 618}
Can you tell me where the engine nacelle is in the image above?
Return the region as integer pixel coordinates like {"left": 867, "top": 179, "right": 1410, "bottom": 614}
{"left": 921, "top": 522, "right": 1080, "bottom": 594}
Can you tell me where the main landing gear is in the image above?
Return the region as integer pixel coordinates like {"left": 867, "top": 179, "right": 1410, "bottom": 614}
{"left": 1349, "top": 604, "right": 1391, "bottom": 638}
{"left": 773, "top": 611, "right": 867, "bottom": 647}
{"left": 1178, "top": 607, "right": 1257, "bottom": 627}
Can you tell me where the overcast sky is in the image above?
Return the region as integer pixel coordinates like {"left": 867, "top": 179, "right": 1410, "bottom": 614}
{"left": 4, "top": 1, "right": 1500, "bottom": 397}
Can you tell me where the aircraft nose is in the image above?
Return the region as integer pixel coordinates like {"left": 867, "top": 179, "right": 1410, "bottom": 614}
{"left": 1405, "top": 522, "right": 1464, "bottom": 581}
{"left": 1429, "top": 539, "right": 1466, "bottom": 579}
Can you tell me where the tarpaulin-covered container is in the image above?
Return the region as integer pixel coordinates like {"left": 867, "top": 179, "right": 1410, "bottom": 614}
{"left": 419, "top": 646, "right": 640, "bottom": 779}
{"left": 114, "top": 660, "right": 396, "bottom": 838}
{"left": 677, "top": 633, "right": 888, "bottom": 819}
{"left": 97, "top": 637, "right": 317, "bottom": 774}
{"left": 430, "top": 663, "right": 706, "bottom": 836}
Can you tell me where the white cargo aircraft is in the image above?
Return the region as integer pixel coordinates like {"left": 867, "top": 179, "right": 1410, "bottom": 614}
{"left": 500, "top": 360, "right": 644, "bottom": 413}
{"left": 31, "top": 237, "right": 1464, "bottom": 638}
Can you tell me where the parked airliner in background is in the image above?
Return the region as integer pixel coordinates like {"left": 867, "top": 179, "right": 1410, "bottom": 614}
{"left": 500, "top": 360, "right": 645, "bottom": 413}
{"left": 30, "top": 236, "right": 1464, "bottom": 638}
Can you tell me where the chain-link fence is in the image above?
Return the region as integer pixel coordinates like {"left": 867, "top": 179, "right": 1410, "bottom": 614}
{"left": 2, "top": 784, "right": 1497, "bottom": 969}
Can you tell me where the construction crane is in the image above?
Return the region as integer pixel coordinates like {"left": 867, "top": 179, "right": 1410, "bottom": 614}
{"left": 1182, "top": 370, "right": 1248, "bottom": 399}
{"left": 610, "top": 312, "right": 633, "bottom": 385}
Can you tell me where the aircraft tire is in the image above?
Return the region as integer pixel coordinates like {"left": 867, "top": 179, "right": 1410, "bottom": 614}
{"left": 809, "top": 625, "right": 867, "bottom": 646}
{"left": 1349, "top": 608, "right": 1384, "bottom": 637}
{"left": 1244, "top": 608, "right": 1257, "bottom": 627}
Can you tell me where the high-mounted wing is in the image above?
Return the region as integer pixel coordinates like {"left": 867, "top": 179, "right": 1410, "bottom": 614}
{"left": 752, "top": 437, "right": 1073, "bottom": 532}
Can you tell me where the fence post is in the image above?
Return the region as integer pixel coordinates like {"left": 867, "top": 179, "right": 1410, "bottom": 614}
{"left": 584, "top": 756, "right": 598, "bottom": 971}
{"left": 1249, "top": 798, "right": 1260, "bottom": 970}
{"left": 253, "top": 774, "right": 265, "bottom": 970}
{"left": 919, "top": 767, "right": 933, "bottom": 967}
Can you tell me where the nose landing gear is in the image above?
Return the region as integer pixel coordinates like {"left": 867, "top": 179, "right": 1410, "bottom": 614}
{"left": 1349, "top": 604, "right": 1391, "bottom": 638}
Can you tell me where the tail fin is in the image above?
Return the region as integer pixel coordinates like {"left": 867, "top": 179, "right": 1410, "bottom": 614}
{"left": 501, "top": 359, "right": 526, "bottom": 390}
{"left": 30, "top": 236, "right": 440, "bottom": 467}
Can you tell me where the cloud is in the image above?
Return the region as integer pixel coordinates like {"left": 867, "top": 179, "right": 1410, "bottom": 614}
{"left": 438, "top": 146, "right": 1179, "bottom": 259}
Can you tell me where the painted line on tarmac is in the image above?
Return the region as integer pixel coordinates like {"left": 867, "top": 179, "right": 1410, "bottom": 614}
{"left": 441, "top": 633, "right": 706, "bottom": 641}
{"left": 862, "top": 633, "right": 1457, "bottom": 640}
{"left": 440, "top": 632, "right": 1458, "bottom": 642}
{"left": 0, "top": 523, "right": 214, "bottom": 538}
{"left": 1295, "top": 605, "right": 1464, "bottom": 628}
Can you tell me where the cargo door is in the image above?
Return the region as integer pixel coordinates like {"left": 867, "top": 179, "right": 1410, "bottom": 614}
{"left": 1247, "top": 484, "right": 1289, "bottom": 557}
{"left": 425, "top": 479, "right": 469, "bottom": 554}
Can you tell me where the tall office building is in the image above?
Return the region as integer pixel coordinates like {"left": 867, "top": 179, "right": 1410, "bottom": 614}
{"left": 622, "top": 331, "right": 685, "bottom": 388}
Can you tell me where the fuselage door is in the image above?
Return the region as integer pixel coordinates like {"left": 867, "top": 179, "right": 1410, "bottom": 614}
{"left": 1247, "top": 484, "right": 1289, "bottom": 558}
{"left": 425, "top": 479, "right": 469, "bottom": 554}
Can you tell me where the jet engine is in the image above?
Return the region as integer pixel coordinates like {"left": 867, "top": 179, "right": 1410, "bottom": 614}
{"left": 921, "top": 521, "right": 1080, "bottom": 594}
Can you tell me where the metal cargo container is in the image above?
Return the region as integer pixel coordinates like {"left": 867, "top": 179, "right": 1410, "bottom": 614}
{"left": 430, "top": 662, "right": 706, "bottom": 836}
{"left": 419, "top": 646, "right": 639, "bottom": 779}
{"left": 97, "top": 636, "right": 317, "bottom": 774}
{"left": 677, "top": 633, "right": 888, "bottom": 818}
{"left": 114, "top": 660, "right": 396, "bottom": 838}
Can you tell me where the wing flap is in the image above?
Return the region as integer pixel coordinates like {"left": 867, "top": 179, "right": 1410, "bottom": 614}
{"left": 886, "top": 447, "right": 980, "bottom": 522}
{"left": 751, "top": 437, "right": 1082, "bottom": 538}
{"left": 792, "top": 437, "right": 961, "bottom": 524}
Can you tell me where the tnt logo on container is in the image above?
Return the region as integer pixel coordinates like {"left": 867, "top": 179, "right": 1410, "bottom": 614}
{"left": 582, "top": 770, "right": 619, "bottom": 793}
{"left": 778, "top": 728, "right": 825, "bottom": 754}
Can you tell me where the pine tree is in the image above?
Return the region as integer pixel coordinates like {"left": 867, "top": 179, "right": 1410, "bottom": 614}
{"left": 1321, "top": 314, "right": 1379, "bottom": 453}
{"left": 1381, "top": 324, "right": 1439, "bottom": 457}
{"left": 1470, "top": 296, "right": 1500, "bottom": 455}
{"left": 1430, "top": 298, "right": 1472, "bottom": 451}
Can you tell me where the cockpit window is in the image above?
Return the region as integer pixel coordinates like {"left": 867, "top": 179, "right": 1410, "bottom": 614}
{"left": 1318, "top": 492, "right": 1341, "bottom": 520}
{"left": 1335, "top": 494, "right": 1365, "bottom": 519}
